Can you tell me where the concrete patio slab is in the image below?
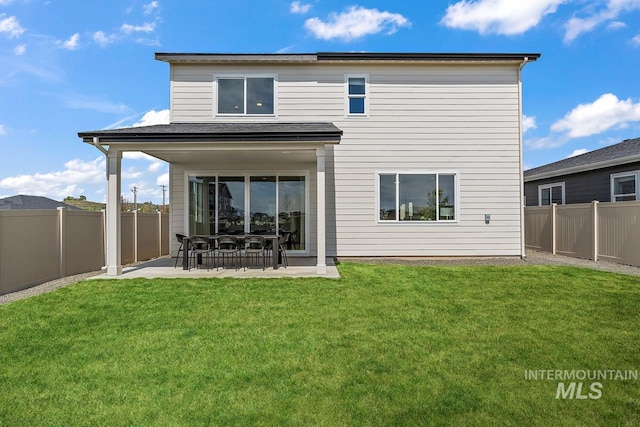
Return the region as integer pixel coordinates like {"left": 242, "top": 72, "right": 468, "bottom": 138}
{"left": 92, "top": 256, "right": 340, "bottom": 279}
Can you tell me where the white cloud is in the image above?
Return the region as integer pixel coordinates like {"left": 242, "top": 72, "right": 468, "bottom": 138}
{"left": 551, "top": 93, "right": 640, "bottom": 138}
{"left": 148, "top": 162, "right": 163, "bottom": 173}
{"left": 120, "top": 22, "right": 156, "bottom": 34}
{"left": 522, "top": 114, "right": 537, "bottom": 133}
{"left": 0, "top": 124, "right": 6, "bottom": 135}
{"left": 156, "top": 173, "right": 169, "bottom": 186}
{"left": 132, "top": 109, "right": 170, "bottom": 127}
{"left": 305, "top": 6, "right": 410, "bottom": 41}
{"left": 566, "top": 148, "right": 589, "bottom": 158}
{"left": 564, "top": 0, "right": 640, "bottom": 42}
{"left": 123, "top": 152, "right": 156, "bottom": 161}
{"left": 0, "top": 157, "right": 105, "bottom": 199}
{"left": 0, "top": 0, "right": 15, "bottom": 5}
{"left": 58, "top": 33, "right": 80, "bottom": 50}
{"left": 143, "top": 1, "right": 160, "bottom": 15}
{"left": 93, "top": 31, "right": 116, "bottom": 47}
{"left": 608, "top": 20, "right": 627, "bottom": 29}
{"left": 64, "top": 94, "right": 131, "bottom": 114}
{"left": 14, "top": 43, "right": 26, "bottom": 55}
{"left": 632, "top": 34, "right": 640, "bottom": 45}
{"left": 0, "top": 14, "right": 26, "bottom": 38}
{"left": 291, "top": 1, "right": 312, "bottom": 14}
{"left": 441, "top": 0, "right": 565, "bottom": 35}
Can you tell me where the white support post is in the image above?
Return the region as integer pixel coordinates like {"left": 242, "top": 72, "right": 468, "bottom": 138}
{"left": 592, "top": 200, "right": 599, "bottom": 261}
{"left": 106, "top": 148, "right": 122, "bottom": 276}
{"left": 158, "top": 211, "right": 163, "bottom": 257}
{"left": 316, "top": 147, "right": 327, "bottom": 275}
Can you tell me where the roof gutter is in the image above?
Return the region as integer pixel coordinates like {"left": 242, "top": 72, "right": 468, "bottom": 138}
{"left": 91, "top": 136, "right": 108, "bottom": 156}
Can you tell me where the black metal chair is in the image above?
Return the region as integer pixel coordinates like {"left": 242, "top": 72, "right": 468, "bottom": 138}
{"left": 244, "top": 235, "right": 266, "bottom": 270}
{"left": 278, "top": 232, "right": 290, "bottom": 268}
{"left": 188, "top": 236, "right": 214, "bottom": 270}
{"left": 217, "top": 235, "right": 241, "bottom": 269}
{"left": 174, "top": 233, "right": 187, "bottom": 268}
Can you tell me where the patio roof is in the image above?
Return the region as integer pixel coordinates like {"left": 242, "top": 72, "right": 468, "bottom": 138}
{"left": 78, "top": 122, "right": 343, "bottom": 144}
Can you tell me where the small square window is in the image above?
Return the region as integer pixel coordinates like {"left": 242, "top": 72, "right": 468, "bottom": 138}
{"left": 611, "top": 172, "right": 639, "bottom": 202}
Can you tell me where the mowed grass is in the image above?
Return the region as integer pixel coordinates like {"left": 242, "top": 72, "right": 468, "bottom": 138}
{"left": 1, "top": 263, "right": 639, "bottom": 426}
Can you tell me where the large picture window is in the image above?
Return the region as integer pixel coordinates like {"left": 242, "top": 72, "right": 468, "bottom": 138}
{"left": 216, "top": 76, "right": 275, "bottom": 116}
{"left": 611, "top": 171, "right": 639, "bottom": 202}
{"left": 378, "top": 172, "right": 457, "bottom": 222}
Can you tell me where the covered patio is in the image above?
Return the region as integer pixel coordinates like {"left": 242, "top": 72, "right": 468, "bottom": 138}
{"left": 93, "top": 256, "right": 340, "bottom": 280}
{"left": 78, "top": 122, "right": 342, "bottom": 277}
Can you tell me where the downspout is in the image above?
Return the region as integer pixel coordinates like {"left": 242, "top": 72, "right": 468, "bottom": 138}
{"left": 518, "top": 58, "right": 529, "bottom": 259}
{"left": 92, "top": 136, "right": 108, "bottom": 156}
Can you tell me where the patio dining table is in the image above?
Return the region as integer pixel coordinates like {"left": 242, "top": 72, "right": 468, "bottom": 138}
{"left": 182, "top": 234, "right": 281, "bottom": 271}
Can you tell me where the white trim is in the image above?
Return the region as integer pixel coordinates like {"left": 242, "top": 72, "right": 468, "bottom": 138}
{"left": 213, "top": 73, "right": 278, "bottom": 118}
{"left": 344, "top": 74, "right": 369, "bottom": 118}
{"left": 538, "top": 182, "right": 565, "bottom": 206}
{"left": 375, "top": 170, "right": 459, "bottom": 224}
{"left": 183, "top": 170, "right": 310, "bottom": 256}
{"left": 610, "top": 170, "right": 640, "bottom": 202}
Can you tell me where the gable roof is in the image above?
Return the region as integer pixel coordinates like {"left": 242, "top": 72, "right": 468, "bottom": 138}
{"left": 524, "top": 137, "right": 640, "bottom": 181}
{"left": 0, "top": 195, "right": 82, "bottom": 210}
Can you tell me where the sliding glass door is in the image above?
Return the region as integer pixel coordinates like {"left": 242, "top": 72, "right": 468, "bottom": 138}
{"left": 188, "top": 174, "right": 307, "bottom": 252}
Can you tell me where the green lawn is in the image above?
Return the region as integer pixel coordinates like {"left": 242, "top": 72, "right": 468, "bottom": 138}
{"left": 1, "top": 263, "right": 639, "bottom": 426}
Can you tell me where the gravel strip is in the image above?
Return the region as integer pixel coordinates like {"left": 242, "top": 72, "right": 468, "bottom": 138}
{"left": 0, "top": 270, "right": 103, "bottom": 305}
{"left": 2, "top": 250, "right": 639, "bottom": 305}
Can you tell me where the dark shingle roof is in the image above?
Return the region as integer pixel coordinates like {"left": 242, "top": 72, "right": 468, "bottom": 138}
{"left": 524, "top": 137, "right": 640, "bottom": 181}
{"left": 0, "top": 195, "right": 82, "bottom": 210}
{"left": 78, "top": 122, "right": 343, "bottom": 144}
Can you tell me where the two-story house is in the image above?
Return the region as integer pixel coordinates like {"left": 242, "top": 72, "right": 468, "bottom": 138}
{"left": 79, "top": 52, "right": 540, "bottom": 275}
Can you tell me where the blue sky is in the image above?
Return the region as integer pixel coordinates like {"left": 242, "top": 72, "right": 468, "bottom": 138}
{"left": 1, "top": 0, "right": 639, "bottom": 204}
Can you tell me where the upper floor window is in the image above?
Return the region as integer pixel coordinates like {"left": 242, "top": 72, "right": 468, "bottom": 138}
{"left": 346, "top": 75, "right": 368, "bottom": 116}
{"left": 538, "top": 182, "right": 565, "bottom": 206}
{"left": 216, "top": 75, "right": 276, "bottom": 116}
{"left": 378, "top": 172, "right": 457, "bottom": 222}
{"left": 611, "top": 171, "right": 639, "bottom": 202}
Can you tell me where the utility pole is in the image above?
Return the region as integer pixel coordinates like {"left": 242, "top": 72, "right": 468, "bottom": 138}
{"left": 131, "top": 186, "right": 138, "bottom": 211}
{"left": 159, "top": 185, "right": 167, "bottom": 212}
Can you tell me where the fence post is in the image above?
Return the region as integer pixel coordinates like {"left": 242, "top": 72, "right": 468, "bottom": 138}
{"left": 592, "top": 200, "right": 599, "bottom": 261}
{"left": 58, "top": 207, "right": 66, "bottom": 279}
{"left": 134, "top": 210, "right": 138, "bottom": 263}
{"left": 551, "top": 203, "right": 557, "bottom": 255}
{"left": 158, "top": 211, "right": 163, "bottom": 258}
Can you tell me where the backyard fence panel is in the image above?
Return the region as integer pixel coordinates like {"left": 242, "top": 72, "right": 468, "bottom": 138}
{"left": 161, "top": 213, "right": 169, "bottom": 255}
{"left": 121, "top": 213, "right": 135, "bottom": 265}
{"left": 64, "top": 210, "right": 105, "bottom": 276}
{"left": 0, "top": 211, "right": 60, "bottom": 294}
{"left": 598, "top": 201, "right": 640, "bottom": 267}
{"left": 555, "top": 204, "right": 593, "bottom": 259}
{"left": 524, "top": 206, "right": 553, "bottom": 252}
{"left": 137, "top": 213, "right": 160, "bottom": 261}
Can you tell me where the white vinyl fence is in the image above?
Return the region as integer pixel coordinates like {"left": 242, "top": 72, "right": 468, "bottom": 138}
{"left": 0, "top": 208, "right": 169, "bottom": 295}
{"left": 524, "top": 201, "right": 640, "bottom": 267}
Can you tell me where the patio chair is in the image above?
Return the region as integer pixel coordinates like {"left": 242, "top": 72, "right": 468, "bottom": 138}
{"left": 174, "top": 233, "right": 187, "bottom": 268}
{"left": 244, "top": 235, "right": 266, "bottom": 270}
{"left": 278, "top": 232, "right": 290, "bottom": 268}
{"left": 217, "top": 235, "right": 241, "bottom": 270}
{"left": 188, "top": 236, "right": 214, "bottom": 270}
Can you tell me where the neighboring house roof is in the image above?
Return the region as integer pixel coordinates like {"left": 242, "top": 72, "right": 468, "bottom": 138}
{"left": 78, "top": 122, "right": 343, "bottom": 144}
{"left": 524, "top": 137, "right": 640, "bottom": 182}
{"left": 0, "top": 195, "right": 81, "bottom": 210}
{"left": 155, "top": 52, "right": 540, "bottom": 64}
